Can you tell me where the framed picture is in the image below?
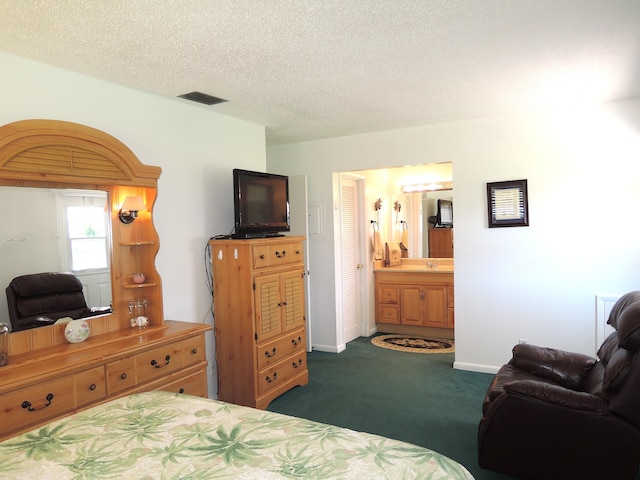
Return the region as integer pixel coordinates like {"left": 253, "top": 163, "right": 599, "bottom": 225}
{"left": 487, "top": 179, "right": 529, "bottom": 228}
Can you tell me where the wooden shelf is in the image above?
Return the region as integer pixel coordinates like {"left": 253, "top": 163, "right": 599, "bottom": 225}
{"left": 123, "top": 282, "right": 157, "bottom": 289}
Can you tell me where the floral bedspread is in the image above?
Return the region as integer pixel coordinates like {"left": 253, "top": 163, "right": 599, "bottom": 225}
{"left": 0, "top": 391, "right": 474, "bottom": 479}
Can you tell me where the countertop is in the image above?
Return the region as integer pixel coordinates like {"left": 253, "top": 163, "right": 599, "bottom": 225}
{"left": 373, "top": 258, "right": 454, "bottom": 273}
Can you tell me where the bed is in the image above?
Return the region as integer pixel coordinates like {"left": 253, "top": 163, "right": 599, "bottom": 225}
{"left": 0, "top": 391, "right": 474, "bottom": 479}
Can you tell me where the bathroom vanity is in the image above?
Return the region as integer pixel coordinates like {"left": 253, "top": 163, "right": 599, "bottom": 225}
{"left": 374, "top": 259, "right": 454, "bottom": 331}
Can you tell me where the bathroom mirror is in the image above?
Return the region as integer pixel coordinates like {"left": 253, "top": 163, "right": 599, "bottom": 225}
{"left": 353, "top": 163, "right": 453, "bottom": 259}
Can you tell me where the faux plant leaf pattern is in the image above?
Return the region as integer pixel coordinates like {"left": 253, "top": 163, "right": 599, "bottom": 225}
{"left": 0, "top": 392, "right": 474, "bottom": 479}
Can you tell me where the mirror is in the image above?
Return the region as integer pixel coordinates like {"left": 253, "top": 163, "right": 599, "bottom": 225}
{"left": 396, "top": 189, "right": 453, "bottom": 258}
{"left": 0, "top": 119, "right": 163, "bottom": 353}
{"left": 0, "top": 186, "right": 112, "bottom": 328}
{"left": 347, "top": 162, "right": 453, "bottom": 258}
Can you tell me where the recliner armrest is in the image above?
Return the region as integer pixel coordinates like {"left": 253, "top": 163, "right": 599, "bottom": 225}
{"left": 504, "top": 380, "right": 607, "bottom": 413}
{"left": 509, "top": 343, "right": 596, "bottom": 389}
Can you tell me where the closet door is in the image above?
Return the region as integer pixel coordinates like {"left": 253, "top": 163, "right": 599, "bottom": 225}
{"left": 341, "top": 176, "right": 362, "bottom": 343}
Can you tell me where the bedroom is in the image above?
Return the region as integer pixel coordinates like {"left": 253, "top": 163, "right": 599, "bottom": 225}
{"left": 1, "top": 2, "right": 640, "bottom": 478}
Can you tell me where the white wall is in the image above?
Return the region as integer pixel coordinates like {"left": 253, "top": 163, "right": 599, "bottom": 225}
{"left": 267, "top": 99, "right": 640, "bottom": 371}
{"left": 0, "top": 53, "right": 267, "bottom": 397}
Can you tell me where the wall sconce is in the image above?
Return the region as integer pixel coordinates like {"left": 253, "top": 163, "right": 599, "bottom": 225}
{"left": 119, "top": 196, "right": 145, "bottom": 224}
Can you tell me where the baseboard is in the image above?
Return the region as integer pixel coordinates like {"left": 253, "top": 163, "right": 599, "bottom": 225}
{"left": 453, "top": 361, "right": 500, "bottom": 374}
{"left": 312, "top": 343, "right": 346, "bottom": 353}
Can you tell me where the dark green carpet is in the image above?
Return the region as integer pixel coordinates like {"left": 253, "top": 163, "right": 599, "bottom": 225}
{"left": 268, "top": 335, "right": 516, "bottom": 480}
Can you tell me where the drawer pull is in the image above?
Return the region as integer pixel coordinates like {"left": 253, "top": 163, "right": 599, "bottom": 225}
{"left": 179, "top": 388, "right": 185, "bottom": 394}
{"left": 265, "top": 348, "right": 277, "bottom": 358}
{"left": 275, "top": 250, "right": 286, "bottom": 258}
{"left": 292, "top": 359, "right": 303, "bottom": 368}
{"left": 22, "top": 393, "right": 54, "bottom": 412}
{"left": 266, "top": 372, "right": 278, "bottom": 383}
{"left": 150, "top": 355, "right": 171, "bottom": 368}
{"left": 89, "top": 383, "right": 97, "bottom": 391}
{"left": 191, "top": 348, "right": 198, "bottom": 355}
{"left": 120, "top": 373, "right": 128, "bottom": 380}
{"left": 259, "top": 254, "right": 265, "bottom": 259}
{"left": 291, "top": 336, "right": 302, "bottom": 347}
{"left": 278, "top": 301, "right": 287, "bottom": 307}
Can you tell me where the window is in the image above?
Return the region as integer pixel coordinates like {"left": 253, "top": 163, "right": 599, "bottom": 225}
{"left": 56, "top": 190, "right": 110, "bottom": 273}
{"left": 66, "top": 205, "right": 109, "bottom": 271}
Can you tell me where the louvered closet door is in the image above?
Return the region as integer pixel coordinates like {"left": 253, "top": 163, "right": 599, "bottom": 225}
{"left": 254, "top": 274, "right": 283, "bottom": 343}
{"left": 341, "top": 177, "right": 362, "bottom": 343}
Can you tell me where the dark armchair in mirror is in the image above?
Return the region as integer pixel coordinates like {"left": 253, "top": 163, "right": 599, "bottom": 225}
{"left": 6, "top": 272, "right": 112, "bottom": 332}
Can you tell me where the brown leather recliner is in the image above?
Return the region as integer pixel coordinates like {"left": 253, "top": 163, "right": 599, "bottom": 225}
{"left": 478, "top": 291, "right": 640, "bottom": 480}
{"left": 6, "top": 272, "right": 110, "bottom": 332}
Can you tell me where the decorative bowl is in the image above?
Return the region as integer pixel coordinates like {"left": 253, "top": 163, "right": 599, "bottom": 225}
{"left": 64, "top": 319, "right": 90, "bottom": 343}
{"left": 132, "top": 272, "right": 146, "bottom": 284}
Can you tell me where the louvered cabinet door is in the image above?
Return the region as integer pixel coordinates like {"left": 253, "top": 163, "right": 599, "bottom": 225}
{"left": 254, "top": 273, "right": 283, "bottom": 343}
{"left": 281, "top": 268, "right": 305, "bottom": 333}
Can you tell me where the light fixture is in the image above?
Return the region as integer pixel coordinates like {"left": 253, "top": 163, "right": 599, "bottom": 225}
{"left": 401, "top": 181, "right": 453, "bottom": 193}
{"left": 119, "top": 196, "right": 145, "bottom": 224}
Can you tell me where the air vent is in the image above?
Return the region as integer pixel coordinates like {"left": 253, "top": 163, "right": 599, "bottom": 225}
{"left": 178, "top": 91, "right": 228, "bottom": 106}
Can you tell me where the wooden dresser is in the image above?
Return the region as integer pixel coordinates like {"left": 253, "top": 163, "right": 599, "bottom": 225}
{"left": 0, "top": 321, "right": 210, "bottom": 441}
{"left": 210, "top": 236, "right": 308, "bottom": 409}
{"left": 428, "top": 228, "right": 454, "bottom": 258}
{"left": 0, "top": 120, "right": 211, "bottom": 441}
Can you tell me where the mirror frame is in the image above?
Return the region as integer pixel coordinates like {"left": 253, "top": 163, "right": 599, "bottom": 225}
{"left": 0, "top": 119, "right": 162, "bottom": 354}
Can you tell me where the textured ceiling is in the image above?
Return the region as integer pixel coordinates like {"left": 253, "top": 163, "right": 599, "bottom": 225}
{"left": 1, "top": 1, "right": 639, "bottom": 145}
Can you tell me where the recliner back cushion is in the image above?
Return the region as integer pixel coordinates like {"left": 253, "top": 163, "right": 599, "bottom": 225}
{"left": 603, "top": 348, "right": 634, "bottom": 393}
{"left": 595, "top": 332, "right": 634, "bottom": 395}
{"left": 16, "top": 292, "right": 88, "bottom": 317}
{"left": 616, "top": 304, "right": 640, "bottom": 351}
{"left": 10, "top": 272, "right": 83, "bottom": 297}
{"left": 607, "top": 291, "right": 640, "bottom": 351}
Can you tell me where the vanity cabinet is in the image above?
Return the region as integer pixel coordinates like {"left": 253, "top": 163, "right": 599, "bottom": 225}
{"left": 0, "top": 321, "right": 210, "bottom": 441}
{"left": 399, "top": 285, "right": 448, "bottom": 327}
{"left": 375, "top": 270, "right": 453, "bottom": 329}
{"left": 210, "top": 236, "right": 308, "bottom": 409}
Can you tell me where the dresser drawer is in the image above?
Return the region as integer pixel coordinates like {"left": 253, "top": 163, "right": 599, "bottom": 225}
{"left": 253, "top": 243, "right": 295, "bottom": 269}
{"left": 75, "top": 366, "right": 106, "bottom": 407}
{"left": 256, "top": 328, "right": 306, "bottom": 370}
{"left": 106, "top": 357, "right": 136, "bottom": 394}
{"left": 182, "top": 336, "right": 206, "bottom": 368}
{"left": 0, "top": 375, "right": 74, "bottom": 435}
{"left": 257, "top": 353, "right": 306, "bottom": 396}
{"left": 157, "top": 369, "right": 207, "bottom": 397}
{"left": 135, "top": 343, "right": 183, "bottom": 385}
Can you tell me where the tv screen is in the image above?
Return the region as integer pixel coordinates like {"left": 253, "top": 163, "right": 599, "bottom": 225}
{"left": 233, "top": 169, "right": 290, "bottom": 238}
{"left": 436, "top": 199, "right": 453, "bottom": 227}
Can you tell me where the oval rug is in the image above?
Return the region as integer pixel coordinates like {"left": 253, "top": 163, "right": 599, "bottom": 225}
{"left": 371, "top": 334, "right": 454, "bottom": 354}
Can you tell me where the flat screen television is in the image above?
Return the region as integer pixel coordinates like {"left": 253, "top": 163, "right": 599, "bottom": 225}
{"left": 435, "top": 199, "right": 453, "bottom": 227}
{"left": 232, "top": 169, "right": 290, "bottom": 238}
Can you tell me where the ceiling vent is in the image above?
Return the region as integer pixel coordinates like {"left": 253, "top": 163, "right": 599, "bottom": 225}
{"left": 178, "top": 91, "right": 228, "bottom": 106}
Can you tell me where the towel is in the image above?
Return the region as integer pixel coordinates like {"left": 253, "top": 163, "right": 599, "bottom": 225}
{"left": 401, "top": 227, "right": 409, "bottom": 249}
{"left": 373, "top": 230, "right": 383, "bottom": 260}
{"left": 385, "top": 241, "right": 402, "bottom": 266}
